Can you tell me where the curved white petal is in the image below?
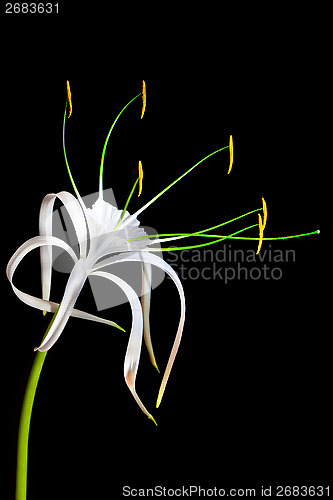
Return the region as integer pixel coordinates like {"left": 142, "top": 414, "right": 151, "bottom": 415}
{"left": 141, "top": 262, "right": 159, "bottom": 371}
{"left": 39, "top": 191, "right": 88, "bottom": 304}
{"left": 36, "top": 258, "right": 89, "bottom": 351}
{"left": 7, "top": 235, "right": 78, "bottom": 284}
{"left": 91, "top": 251, "right": 186, "bottom": 408}
{"left": 7, "top": 235, "right": 123, "bottom": 330}
{"left": 7, "top": 236, "right": 77, "bottom": 313}
{"left": 7, "top": 235, "right": 72, "bottom": 308}
{"left": 68, "top": 308, "right": 124, "bottom": 331}
{"left": 91, "top": 270, "right": 156, "bottom": 424}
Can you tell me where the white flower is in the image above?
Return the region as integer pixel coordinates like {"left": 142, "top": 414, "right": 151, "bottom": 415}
{"left": 8, "top": 82, "right": 285, "bottom": 423}
{"left": 7, "top": 183, "right": 186, "bottom": 424}
{"left": 6, "top": 84, "right": 187, "bottom": 424}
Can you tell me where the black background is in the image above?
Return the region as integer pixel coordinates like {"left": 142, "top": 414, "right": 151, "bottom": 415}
{"left": 1, "top": 4, "right": 328, "bottom": 500}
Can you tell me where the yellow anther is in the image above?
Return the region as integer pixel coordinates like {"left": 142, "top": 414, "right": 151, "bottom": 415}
{"left": 228, "top": 135, "right": 233, "bottom": 174}
{"left": 256, "top": 213, "right": 264, "bottom": 255}
{"left": 66, "top": 80, "right": 72, "bottom": 118}
{"left": 141, "top": 80, "right": 146, "bottom": 119}
{"left": 262, "top": 197, "right": 267, "bottom": 230}
{"left": 138, "top": 160, "right": 143, "bottom": 196}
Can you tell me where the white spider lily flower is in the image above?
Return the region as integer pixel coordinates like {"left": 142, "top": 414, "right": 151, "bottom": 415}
{"left": 8, "top": 194, "right": 154, "bottom": 413}
{"left": 7, "top": 189, "right": 183, "bottom": 423}
{"left": 8, "top": 82, "right": 279, "bottom": 423}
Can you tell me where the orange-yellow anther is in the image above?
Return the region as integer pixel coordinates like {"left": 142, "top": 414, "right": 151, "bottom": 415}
{"left": 228, "top": 135, "right": 233, "bottom": 174}
{"left": 141, "top": 80, "right": 146, "bottom": 119}
{"left": 138, "top": 160, "right": 143, "bottom": 196}
{"left": 262, "top": 197, "right": 267, "bottom": 230}
{"left": 256, "top": 213, "right": 264, "bottom": 255}
{"left": 66, "top": 80, "right": 72, "bottom": 118}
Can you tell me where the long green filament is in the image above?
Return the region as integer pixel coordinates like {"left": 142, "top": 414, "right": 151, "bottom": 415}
{"left": 127, "top": 146, "right": 229, "bottom": 222}
{"left": 127, "top": 199, "right": 319, "bottom": 250}
{"left": 138, "top": 224, "right": 259, "bottom": 251}
{"left": 114, "top": 177, "right": 139, "bottom": 230}
{"left": 143, "top": 229, "right": 320, "bottom": 243}
{"left": 147, "top": 208, "right": 263, "bottom": 244}
{"left": 63, "top": 100, "right": 80, "bottom": 199}
{"left": 209, "top": 230, "right": 320, "bottom": 240}
{"left": 127, "top": 207, "right": 263, "bottom": 244}
{"left": 134, "top": 228, "right": 320, "bottom": 251}
{"left": 16, "top": 309, "right": 59, "bottom": 500}
{"left": 98, "top": 93, "right": 141, "bottom": 199}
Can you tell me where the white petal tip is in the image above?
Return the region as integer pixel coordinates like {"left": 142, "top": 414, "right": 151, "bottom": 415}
{"left": 156, "top": 386, "right": 165, "bottom": 408}
{"left": 33, "top": 347, "right": 39, "bottom": 352}
{"left": 149, "top": 415, "right": 158, "bottom": 426}
{"left": 115, "top": 324, "right": 126, "bottom": 332}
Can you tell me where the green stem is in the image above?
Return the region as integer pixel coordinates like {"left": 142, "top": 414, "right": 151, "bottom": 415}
{"left": 16, "top": 309, "right": 59, "bottom": 500}
{"left": 16, "top": 351, "right": 47, "bottom": 500}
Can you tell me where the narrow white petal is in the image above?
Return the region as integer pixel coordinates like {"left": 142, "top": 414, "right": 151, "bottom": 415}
{"left": 69, "top": 308, "right": 124, "bottom": 331}
{"left": 138, "top": 254, "right": 186, "bottom": 409}
{"left": 7, "top": 235, "right": 123, "bottom": 331}
{"left": 39, "top": 196, "right": 53, "bottom": 303}
{"left": 39, "top": 192, "right": 88, "bottom": 304}
{"left": 7, "top": 235, "right": 77, "bottom": 317}
{"left": 7, "top": 235, "right": 78, "bottom": 285}
{"left": 141, "top": 262, "right": 159, "bottom": 371}
{"left": 36, "top": 258, "right": 88, "bottom": 351}
{"left": 6, "top": 237, "right": 63, "bottom": 314}
{"left": 91, "top": 251, "right": 186, "bottom": 408}
{"left": 91, "top": 270, "right": 156, "bottom": 424}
